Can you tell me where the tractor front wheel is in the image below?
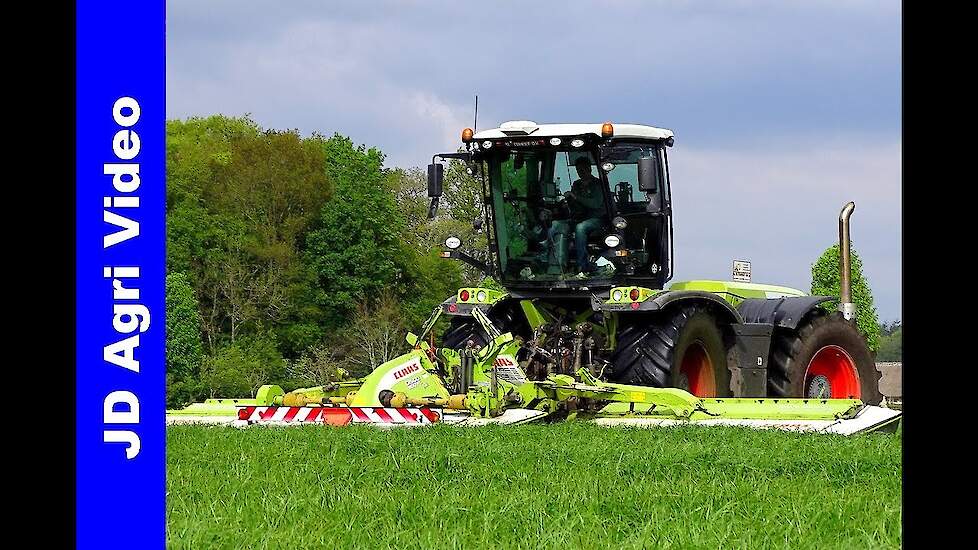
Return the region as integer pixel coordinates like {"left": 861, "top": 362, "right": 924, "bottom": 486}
{"left": 767, "top": 312, "right": 881, "bottom": 404}
{"left": 609, "top": 305, "right": 732, "bottom": 397}
{"left": 440, "top": 304, "right": 525, "bottom": 351}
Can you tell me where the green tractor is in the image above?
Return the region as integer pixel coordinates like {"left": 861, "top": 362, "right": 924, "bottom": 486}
{"left": 428, "top": 120, "right": 879, "bottom": 404}
{"left": 168, "top": 120, "right": 896, "bottom": 434}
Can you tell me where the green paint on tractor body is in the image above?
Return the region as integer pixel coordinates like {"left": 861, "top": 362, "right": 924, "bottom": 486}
{"left": 668, "top": 280, "right": 806, "bottom": 307}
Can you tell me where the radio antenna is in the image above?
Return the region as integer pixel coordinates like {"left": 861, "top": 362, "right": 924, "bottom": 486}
{"left": 473, "top": 95, "right": 479, "bottom": 133}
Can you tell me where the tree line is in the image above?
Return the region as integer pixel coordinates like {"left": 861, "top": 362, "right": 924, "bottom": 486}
{"left": 164, "top": 116, "right": 485, "bottom": 407}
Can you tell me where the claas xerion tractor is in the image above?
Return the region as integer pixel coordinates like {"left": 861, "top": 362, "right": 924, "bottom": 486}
{"left": 167, "top": 121, "right": 900, "bottom": 434}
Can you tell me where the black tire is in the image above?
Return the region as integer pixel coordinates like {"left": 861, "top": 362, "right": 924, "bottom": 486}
{"left": 768, "top": 311, "right": 882, "bottom": 404}
{"left": 609, "top": 305, "right": 732, "bottom": 397}
{"left": 440, "top": 303, "right": 526, "bottom": 351}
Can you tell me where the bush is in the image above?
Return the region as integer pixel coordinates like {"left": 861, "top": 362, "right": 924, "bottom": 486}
{"left": 286, "top": 344, "right": 348, "bottom": 388}
{"left": 876, "top": 326, "right": 902, "bottom": 361}
{"left": 200, "top": 335, "right": 287, "bottom": 398}
{"left": 331, "top": 291, "right": 409, "bottom": 378}
{"left": 811, "top": 243, "right": 881, "bottom": 352}
{"left": 165, "top": 272, "right": 204, "bottom": 407}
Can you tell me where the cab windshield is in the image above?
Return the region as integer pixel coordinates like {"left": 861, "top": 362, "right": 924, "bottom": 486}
{"left": 488, "top": 147, "right": 616, "bottom": 283}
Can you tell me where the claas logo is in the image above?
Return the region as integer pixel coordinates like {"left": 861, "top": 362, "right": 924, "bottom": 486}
{"left": 493, "top": 357, "right": 516, "bottom": 367}
{"left": 393, "top": 362, "right": 421, "bottom": 380}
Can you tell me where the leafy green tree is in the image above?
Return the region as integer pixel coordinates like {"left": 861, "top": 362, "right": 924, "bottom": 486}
{"left": 811, "top": 243, "right": 881, "bottom": 352}
{"left": 390, "top": 159, "right": 488, "bottom": 287}
{"left": 304, "top": 134, "right": 405, "bottom": 328}
{"left": 166, "top": 116, "right": 333, "bottom": 356}
{"left": 398, "top": 247, "right": 465, "bottom": 328}
{"left": 166, "top": 115, "right": 261, "bottom": 278}
{"left": 876, "top": 325, "right": 902, "bottom": 361}
{"left": 165, "top": 272, "right": 204, "bottom": 407}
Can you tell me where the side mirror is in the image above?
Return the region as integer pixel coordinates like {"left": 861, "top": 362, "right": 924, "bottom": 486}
{"left": 427, "top": 163, "right": 444, "bottom": 198}
{"left": 638, "top": 156, "right": 659, "bottom": 193}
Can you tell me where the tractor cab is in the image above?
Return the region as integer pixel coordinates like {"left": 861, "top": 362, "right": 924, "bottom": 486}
{"left": 430, "top": 121, "right": 676, "bottom": 289}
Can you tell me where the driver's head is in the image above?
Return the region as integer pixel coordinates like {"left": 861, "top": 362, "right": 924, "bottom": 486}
{"left": 574, "top": 157, "right": 592, "bottom": 179}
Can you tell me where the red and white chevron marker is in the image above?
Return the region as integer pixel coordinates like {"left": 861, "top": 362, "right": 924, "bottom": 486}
{"left": 236, "top": 406, "right": 441, "bottom": 426}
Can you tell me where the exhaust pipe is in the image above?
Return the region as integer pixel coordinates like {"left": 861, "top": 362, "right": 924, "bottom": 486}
{"left": 838, "top": 201, "right": 856, "bottom": 321}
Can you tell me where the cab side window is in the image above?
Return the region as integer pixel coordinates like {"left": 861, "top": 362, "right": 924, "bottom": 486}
{"left": 600, "top": 144, "right": 664, "bottom": 214}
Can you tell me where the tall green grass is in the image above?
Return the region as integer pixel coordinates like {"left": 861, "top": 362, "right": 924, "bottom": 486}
{"left": 167, "top": 424, "right": 901, "bottom": 549}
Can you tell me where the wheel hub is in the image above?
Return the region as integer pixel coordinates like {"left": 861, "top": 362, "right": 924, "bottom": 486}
{"left": 807, "top": 375, "right": 831, "bottom": 399}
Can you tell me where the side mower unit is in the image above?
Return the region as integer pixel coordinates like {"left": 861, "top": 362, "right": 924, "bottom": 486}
{"left": 167, "top": 306, "right": 901, "bottom": 435}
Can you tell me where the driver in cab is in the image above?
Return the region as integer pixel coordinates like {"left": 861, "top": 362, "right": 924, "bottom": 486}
{"left": 549, "top": 156, "right": 606, "bottom": 275}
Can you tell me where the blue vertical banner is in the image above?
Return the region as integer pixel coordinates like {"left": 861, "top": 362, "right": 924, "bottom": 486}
{"left": 76, "top": 1, "right": 165, "bottom": 547}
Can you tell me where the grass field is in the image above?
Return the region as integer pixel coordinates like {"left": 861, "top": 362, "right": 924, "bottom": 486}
{"left": 167, "top": 424, "right": 901, "bottom": 549}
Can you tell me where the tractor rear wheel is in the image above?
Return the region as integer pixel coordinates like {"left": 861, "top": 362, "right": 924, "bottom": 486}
{"left": 609, "top": 305, "right": 732, "bottom": 397}
{"left": 767, "top": 311, "right": 881, "bottom": 404}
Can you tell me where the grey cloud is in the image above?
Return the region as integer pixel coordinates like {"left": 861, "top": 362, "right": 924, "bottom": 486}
{"left": 166, "top": 0, "right": 901, "bottom": 319}
{"left": 670, "top": 139, "right": 901, "bottom": 320}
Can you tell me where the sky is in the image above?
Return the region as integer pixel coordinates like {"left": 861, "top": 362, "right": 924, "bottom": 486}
{"left": 166, "top": 0, "right": 901, "bottom": 321}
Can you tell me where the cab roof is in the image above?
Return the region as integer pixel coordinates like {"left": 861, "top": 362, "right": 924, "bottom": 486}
{"left": 472, "top": 121, "right": 674, "bottom": 141}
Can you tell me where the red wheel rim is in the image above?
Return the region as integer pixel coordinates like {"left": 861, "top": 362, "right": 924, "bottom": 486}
{"left": 680, "top": 342, "right": 716, "bottom": 397}
{"left": 804, "top": 345, "right": 861, "bottom": 399}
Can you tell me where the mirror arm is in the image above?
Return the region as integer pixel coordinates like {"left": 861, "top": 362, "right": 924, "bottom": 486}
{"left": 433, "top": 152, "right": 472, "bottom": 162}
{"left": 443, "top": 249, "right": 492, "bottom": 276}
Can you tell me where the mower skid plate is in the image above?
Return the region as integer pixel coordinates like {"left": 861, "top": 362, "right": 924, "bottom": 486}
{"left": 442, "top": 408, "right": 550, "bottom": 426}
{"left": 591, "top": 404, "right": 901, "bottom": 435}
